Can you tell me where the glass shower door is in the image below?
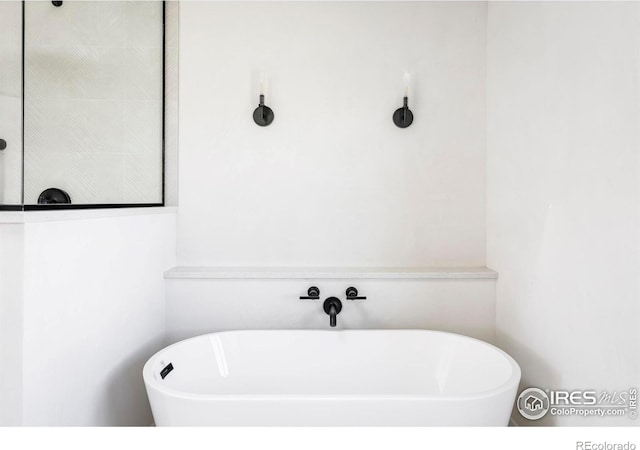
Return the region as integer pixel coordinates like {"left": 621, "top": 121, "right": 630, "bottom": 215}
{"left": 0, "top": 1, "right": 164, "bottom": 209}
{"left": 0, "top": 1, "right": 23, "bottom": 206}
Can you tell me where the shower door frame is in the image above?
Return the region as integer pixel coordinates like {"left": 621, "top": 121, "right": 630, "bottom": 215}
{"left": 0, "top": 0, "right": 166, "bottom": 211}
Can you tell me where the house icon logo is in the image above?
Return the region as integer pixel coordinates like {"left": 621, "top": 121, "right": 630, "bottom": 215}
{"left": 517, "top": 388, "right": 550, "bottom": 420}
{"left": 526, "top": 395, "right": 543, "bottom": 411}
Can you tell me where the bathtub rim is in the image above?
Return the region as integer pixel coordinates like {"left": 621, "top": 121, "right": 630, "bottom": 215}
{"left": 143, "top": 329, "right": 521, "bottom": 402}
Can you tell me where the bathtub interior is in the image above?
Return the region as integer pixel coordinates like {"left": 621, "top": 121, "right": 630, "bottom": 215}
{"left": 145, "top": 330, "right": 517, "bottom": 397}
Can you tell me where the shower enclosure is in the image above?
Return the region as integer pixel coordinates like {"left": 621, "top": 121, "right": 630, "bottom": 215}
{"left": 0, "top": 1, "right": 164, "bottom": 209}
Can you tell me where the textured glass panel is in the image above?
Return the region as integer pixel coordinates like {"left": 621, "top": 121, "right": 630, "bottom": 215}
{"left": 23, "top": 1, "right": 163, "bottom": 205}
{"left": 0, "top": 1, "right": 23, "bottom": 205}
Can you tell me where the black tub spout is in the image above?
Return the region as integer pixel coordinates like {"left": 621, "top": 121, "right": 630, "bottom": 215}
{"left": 323, "top": 297, "right": 342, "bottom": 328}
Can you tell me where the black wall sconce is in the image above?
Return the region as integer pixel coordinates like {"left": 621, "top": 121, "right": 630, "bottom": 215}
{"left": 393, "top": 97, "right": 413, "bottom": 128}
{"left": 253, "top": 94, "right": 274, "bottom": 127}
{"left": 393, "top": 72, "right": 413, "bottom": 128}
{"left": 253, "top": 72, "right": 274, "bottom": 127}
{"left": 52, "top": 1, "right": 63, "bottom": 7}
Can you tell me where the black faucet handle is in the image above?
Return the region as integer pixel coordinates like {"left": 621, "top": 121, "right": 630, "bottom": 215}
{"left": 345, "top": 286, "right": 366, "bottom": 300}
{"left": 299, "top": 286, "right": 320, "bottom": 300}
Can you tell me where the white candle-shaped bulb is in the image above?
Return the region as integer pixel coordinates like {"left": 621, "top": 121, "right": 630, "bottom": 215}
{"left": 259, "top": 72, "right": 267, "bottom": 97}
{"left": 403, "top": 72, "right": 411, "bottom": 98}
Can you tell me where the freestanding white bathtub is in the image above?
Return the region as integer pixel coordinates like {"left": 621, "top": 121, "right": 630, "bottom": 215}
{"left": 143, "top": 330, "right": 520, "bottom": 426}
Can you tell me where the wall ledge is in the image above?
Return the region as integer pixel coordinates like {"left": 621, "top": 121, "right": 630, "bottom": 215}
{"left": 164, "top": 266, "right": 498, "bottom": 280}
{"left": 0, "top": 207, "right": 177, "bottom": 224}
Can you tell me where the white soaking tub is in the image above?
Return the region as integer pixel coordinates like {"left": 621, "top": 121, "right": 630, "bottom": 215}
{"left": 143, "top": 330, "right": 521, "bottom": 426}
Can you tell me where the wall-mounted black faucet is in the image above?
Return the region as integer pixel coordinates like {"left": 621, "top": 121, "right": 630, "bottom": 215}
{"left": 323, "top": 297, "right": 342, "bottom": 328}
{"left": 300, "top": 286, "right": 366, "bottom": 327}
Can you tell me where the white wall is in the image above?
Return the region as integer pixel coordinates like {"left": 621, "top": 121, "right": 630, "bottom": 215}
{"left": 177, "top": 1, "right": 487, "bottom": 267}
{"left": 166, "top": 277, "right": 496, "bottom": 345}
{"left": 0, "top": 210, "right": 176, "bottom": 426}
{"left": 487, "top": 2, "right": 640, "bottom": 426}
{"left": 0, "top": 224, "right": 24, "bottom": 425}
